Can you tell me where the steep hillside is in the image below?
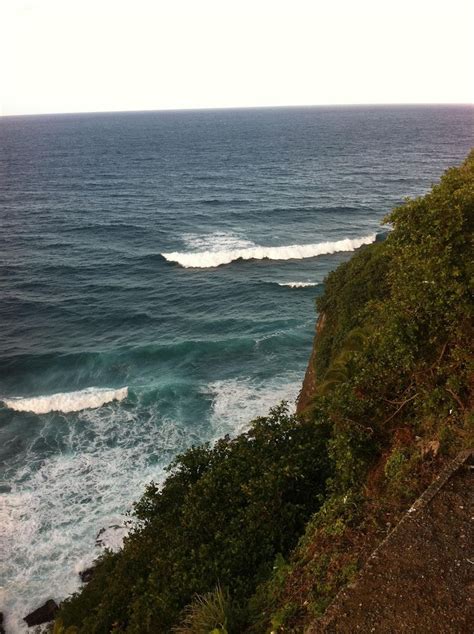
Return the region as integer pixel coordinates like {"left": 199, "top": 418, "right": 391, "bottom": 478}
{"left": 252, "top": 150, "right": 473, "bottom": 632}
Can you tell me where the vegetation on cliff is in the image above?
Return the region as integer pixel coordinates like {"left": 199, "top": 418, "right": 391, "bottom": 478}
{"left": 56, "top": 151, "right": 473, "bottom": 633}
{"left": 255, "top": 149, "right": 473, "bottom": 631}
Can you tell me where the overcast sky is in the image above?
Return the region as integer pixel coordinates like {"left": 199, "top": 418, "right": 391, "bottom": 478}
{"left": 1, "top": 0, "right": 473, "bottom": 116}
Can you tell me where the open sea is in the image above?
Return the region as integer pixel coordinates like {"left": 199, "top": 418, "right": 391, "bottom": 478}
{"left": 0, "top": 105, "right": 473, "bottom": 631}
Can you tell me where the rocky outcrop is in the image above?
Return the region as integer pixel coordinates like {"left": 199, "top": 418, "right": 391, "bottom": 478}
{"left": 297, "top": 312, "right": 326, "bottom": 413}
{"left": 24, "top": 599, "right": 59, "bottom": 627}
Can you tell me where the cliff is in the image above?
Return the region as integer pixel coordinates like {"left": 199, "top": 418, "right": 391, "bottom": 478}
{"left": 296, "top": 313, "right": 325, "bottom": 414}
{"left": 254, "top": 150, "right": 474, "bottom": 632}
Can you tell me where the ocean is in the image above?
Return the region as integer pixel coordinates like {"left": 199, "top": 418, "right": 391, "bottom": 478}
{"left": 0, "top": 105, "right": 472, "bottom": 631}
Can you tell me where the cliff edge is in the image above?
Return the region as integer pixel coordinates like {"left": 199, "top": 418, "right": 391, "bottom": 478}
{"left": 296, "top": 312, "right": 325, "bottom": 414}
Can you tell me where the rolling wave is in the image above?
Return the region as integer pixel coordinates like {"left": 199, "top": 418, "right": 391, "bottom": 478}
{"left": 3, "top": 386, "right": 128, "bottom": 414}
{"left": 162, "top": 233, "right": 377, "bottom": 268}
{"left": 277, "top": 282, "right": 320, "bottom": 288}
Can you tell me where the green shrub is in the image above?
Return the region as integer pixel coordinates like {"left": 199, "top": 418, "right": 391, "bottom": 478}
{"left": 173, "top": 585, "right": 232, "bottom": 634}
{"left": 314, "top": 240, "right": 392, "bottom": 379}
{"left": 384, "top": 448, "right": 407, "bottom": 480}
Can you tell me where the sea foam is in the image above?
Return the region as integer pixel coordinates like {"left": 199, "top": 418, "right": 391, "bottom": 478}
{"left": 3, "top": 386, "right": 128, "bottom": 414}
{"left": 1, "top": 397, "right": 169, "bottom": 634}
{"left": 203, "top": 375, "right": 301, "bottom": 438}
{"left": 277, "top": 282, "right": 320, "bottom": 288}
{"left": 162, "top": 233, "right": 376, "bottom": 268}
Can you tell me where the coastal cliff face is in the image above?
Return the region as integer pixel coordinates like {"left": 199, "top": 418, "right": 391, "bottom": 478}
{"left": 296, "top": 312, "right": 326, "bottom": 413}
{"left": 257, "top": 150, "right": 474, "bottom": 632}
{"left": 55, "top": 151, "right": 473, "bottom": 634}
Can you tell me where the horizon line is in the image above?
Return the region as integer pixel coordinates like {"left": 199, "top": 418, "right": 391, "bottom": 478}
{"left": 2, "top": 101, "right": 473, "bottom": 119}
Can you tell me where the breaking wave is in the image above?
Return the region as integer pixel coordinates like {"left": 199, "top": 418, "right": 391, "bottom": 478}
{"left": 277, "top": 282, "right": 321, "bottom": 288}
{"left": 3, "top": 386, "right": 128, "bottom": 414}
{"left": 162, "top": 233, "right": 377, "bottom": 268}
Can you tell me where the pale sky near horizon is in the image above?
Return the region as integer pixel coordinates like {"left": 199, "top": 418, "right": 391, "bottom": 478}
{"left": 1, "top": 0, "right": 473, "bottom": 116}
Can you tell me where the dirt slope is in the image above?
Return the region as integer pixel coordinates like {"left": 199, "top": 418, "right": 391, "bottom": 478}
{"left": 308, "top": 451, "right": 474, "bottom": 633}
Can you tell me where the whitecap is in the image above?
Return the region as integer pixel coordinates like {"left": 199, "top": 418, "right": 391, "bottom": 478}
{"left": 277, "top": 282, "right": 321, "bottom": 288}
{"left": 162, "top": 233, "right": 376, "bottom": 268}
{"left": 3, "top": 386, "right": 128, "bottom": 414}
{"left": 182, "top": 231, "right": 255, "bottom": 252}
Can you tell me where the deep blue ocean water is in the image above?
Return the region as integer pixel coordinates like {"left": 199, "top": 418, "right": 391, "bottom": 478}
{"left": 0, "top": 105, "right": 472, "bottom": 630}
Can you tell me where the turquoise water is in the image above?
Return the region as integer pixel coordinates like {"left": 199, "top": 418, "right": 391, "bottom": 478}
{"left": 0, "top": 105, "right": 472, "bottom": 631}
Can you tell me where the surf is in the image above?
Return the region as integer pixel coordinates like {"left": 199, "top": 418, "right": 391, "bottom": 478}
{"left": 3, "top": 386, "right": 128, "bottom": 414}
{"left": 277, "top": 282, "right": 321, "bottom": 288}
{"left": 161, "top": 233, "right": 377, "bottom": 268}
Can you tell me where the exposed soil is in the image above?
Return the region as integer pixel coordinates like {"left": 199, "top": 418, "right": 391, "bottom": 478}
{"left": 308, "top": 454, "right": 474, "bottom": 633}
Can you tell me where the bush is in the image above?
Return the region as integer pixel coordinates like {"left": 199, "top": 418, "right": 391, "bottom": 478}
{"left": 173, "top": 585, "right": 232, "bottom": 634}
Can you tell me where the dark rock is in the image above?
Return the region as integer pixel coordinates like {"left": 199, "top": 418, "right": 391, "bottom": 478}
{"left": 95, "top": 526, "right": 107, "bottom": 546}
{"left": 0, "top": 611, "right": 5, "bottom": 634}
{"left": 95, "top": 523, "right": 127, "bottom": 548}
{"left": 79, "top": 566, "right": 95, "bottom": 583}
{"left": 23, "top": 599, "right": 59, "bottom": 627}
{"left": 96, "top": 527, "right": 106, "bottom": 540}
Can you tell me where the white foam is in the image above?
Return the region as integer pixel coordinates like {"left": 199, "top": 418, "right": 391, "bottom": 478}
{"left": 277, "top": 282, "right": 320, "bottom": 288}
{"left": 95, "top": 524, "right": 129, "bottom": 551}
{"left": 162, "top": 233, "right": 376, "bottom": 268}
{"left": 1, "top": 401, "right": 173, "bottom": 633}
{"left": 203, "top": 376, "right": 300, "bottom": 438}
{"left": 182, "top": 231, "right": 255, "bottom": 252}
{"left": 3, "top": 387, "right": 128, "bottom": 414}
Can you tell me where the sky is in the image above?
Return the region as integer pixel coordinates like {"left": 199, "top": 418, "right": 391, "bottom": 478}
{"left": 1, "top": 0, "right": 473, "bottom": 116}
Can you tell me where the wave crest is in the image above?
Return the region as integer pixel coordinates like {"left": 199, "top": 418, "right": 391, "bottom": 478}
{"left": 3, "top": 386, "right": 128, "bottom": 414}
{"left": 162, "top": 233, "right": 376, "bottom": 268}
{"left": 277, "top": 282, "right": 320, "bottom": 288}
